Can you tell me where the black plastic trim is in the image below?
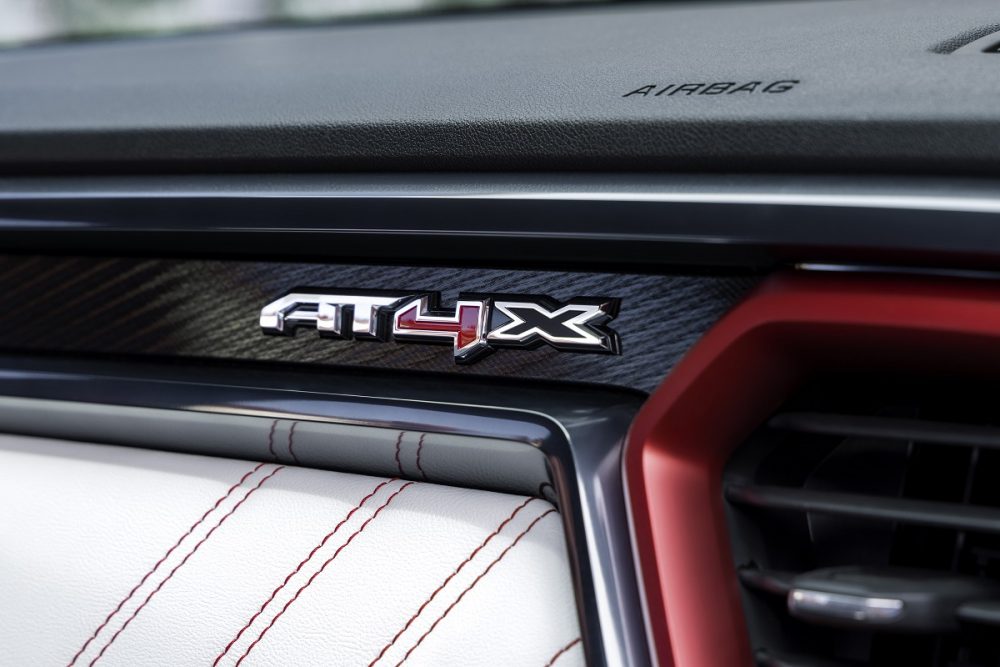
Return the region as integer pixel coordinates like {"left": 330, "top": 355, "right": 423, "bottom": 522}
{"left": 770, "top": 412, "right": 1000, "bottom": 450}
{"left": 727, "top": 485, "right": 1000, "bottom": 535}
{"left": 7, "top": 175, "right": 1000, "bottom": 271}
{"left": 2, "top": 1, "right": 1000, "bottom": 176}
{"left": 957, "top": 600, "right": 1000, "bottom": 627}
{"left": 739, "top": 567, "right": 795, "bottom": 596}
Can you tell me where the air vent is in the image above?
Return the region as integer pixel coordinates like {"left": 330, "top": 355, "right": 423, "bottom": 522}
{"left": 724, "top": 375, "right": 1000, "bottom": 667}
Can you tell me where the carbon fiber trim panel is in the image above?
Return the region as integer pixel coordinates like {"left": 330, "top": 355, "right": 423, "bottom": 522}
{"left": 0, "top": 257, "right": 754, "bottom": 391}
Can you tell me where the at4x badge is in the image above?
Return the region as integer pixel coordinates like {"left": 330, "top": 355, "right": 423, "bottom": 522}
{"left": 260, "top": 289, "right": 621, "bottom": 363}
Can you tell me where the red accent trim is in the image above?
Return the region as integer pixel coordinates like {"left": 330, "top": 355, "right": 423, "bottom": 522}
{"left": 395, "top": 303, "right": 482, "bottom": 351}
{"left": 625, "top": 271, "right": 1000, "bottom": 667}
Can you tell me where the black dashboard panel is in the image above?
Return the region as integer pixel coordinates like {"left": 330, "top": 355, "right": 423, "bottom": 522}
{"left": 1, "top": 0, "right": 1000, "bottom": 174}
{"left": 0, "top": 255, "right": 753, "bottom": 392}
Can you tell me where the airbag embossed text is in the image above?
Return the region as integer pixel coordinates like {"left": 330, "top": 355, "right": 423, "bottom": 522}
{"left": 623, "top": 79, "right": 800, "bottom": 98}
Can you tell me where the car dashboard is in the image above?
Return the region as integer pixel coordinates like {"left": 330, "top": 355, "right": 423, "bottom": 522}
{"left": 4, "top": 2, "right": 1000, "bottom": 666}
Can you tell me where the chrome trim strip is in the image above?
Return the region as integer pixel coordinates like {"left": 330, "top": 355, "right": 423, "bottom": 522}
{"left": 459, "top": 191, "right": 1000, "bottom": 214}
{"left": 3, "top": 174, "right": 1000, "bottom": 270}
{"left": 797, "top": 262, "right": 1000, "bottom": 282}
{"left": 7, "top": 186, "right": 1000, "bottom": 215}
{"left": 788, "top": 589, "right": 905, "bottom": 625}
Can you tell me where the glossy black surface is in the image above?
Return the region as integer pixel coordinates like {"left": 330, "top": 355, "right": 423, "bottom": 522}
{"left": 6, "top": 175, "right": 1000, "bottom": 272}
{"left": 0, "top": 255, "right": 751, "bottom": 392}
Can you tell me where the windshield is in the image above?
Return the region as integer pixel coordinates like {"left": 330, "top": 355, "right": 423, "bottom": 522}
{"left": 0, "top": 0, "right": 594, "bottom": 48}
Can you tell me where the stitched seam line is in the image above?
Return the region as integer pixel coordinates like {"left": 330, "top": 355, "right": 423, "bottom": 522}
{"left": 544, "top": 638, "right": 582, "bottom": 667}
{"left": 66, "top": 462, "right": 265, "bottom": 667}
{"left": 414, "top": 434, "right": 428, "bottom": 481}
{"left": 394, "top": 509, "right": 556, "bottom": 667}
{"left": 234, "top": 481, "right": 414, "bottom": 667}
{"left": 267, "top": 420, "right": 279, "bottom": 461}
{"left": 88, "top": 465, "right": 285, "bottom": 666}
{"left": 367, "top": 496, "right": 536, "bottom": 667}
{"left": 213, "top": 477, "right": 395, "bottom": 666}
{"left": 393, "top": 431, "right": 405, "bottom": 476}
{"left": 286, "top": 422, "right": 300, "bottom": 465}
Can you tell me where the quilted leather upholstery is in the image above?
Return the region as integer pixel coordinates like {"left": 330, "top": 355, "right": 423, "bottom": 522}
{"left": 0, "top": 434, "right": 584, "bottom": 666}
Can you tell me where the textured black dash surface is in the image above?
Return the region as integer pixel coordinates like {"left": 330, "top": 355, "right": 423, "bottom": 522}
{"left": 0, "top": 257, "right": 756, "bottom": 392}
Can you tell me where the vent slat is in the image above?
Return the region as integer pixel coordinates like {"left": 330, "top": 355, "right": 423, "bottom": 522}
{"left": 726, "top": 485, "right": 1000, "bottom": 534}
{"left": 756, "top": 649, "right": 861, "bottom": 667}
{"left": 957, "top": 600, "right": 1000, "bottom": 627}
{"left": 729, "top": 379, "right": 1000, "bottom": 666}
{"left": 769, "top": 412, "right": 1000, "bottom": 449}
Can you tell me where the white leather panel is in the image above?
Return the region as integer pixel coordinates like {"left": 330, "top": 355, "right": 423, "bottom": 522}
{"left": 0, "top": 435, "right": 584, "bottom": 667}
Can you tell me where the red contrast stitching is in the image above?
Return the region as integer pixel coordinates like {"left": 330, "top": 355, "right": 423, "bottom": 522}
{"left": 267, "top": 420, "right": 279, "bottom": 461}
{"left": 286, "top": 422, "right": 300, "bottom": 465}
{"left": 213, "top": 477, "right": 395, "bottom": 666}
{"left": 393, "top": 431, "right": 405, "bottom": 476}
{"left": 394, "top": 509, "right": 556, "bottom": 667}
{"left": 88, "top": 465, "right": 285, "bottom": 666}
{"left": 414, "top": 434, "right": 428, "bottom": 481}
{"left": 543, "top": 638, "right": 582, "bottom": 667}
{"left": 367, "top": 496, "right": 536, "bottom": 667}
{"left": 234, "top": 482, "right": 414, "bottom": 667}
{"left": 66, "top": 462, "right": 266, "bottom": 667}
